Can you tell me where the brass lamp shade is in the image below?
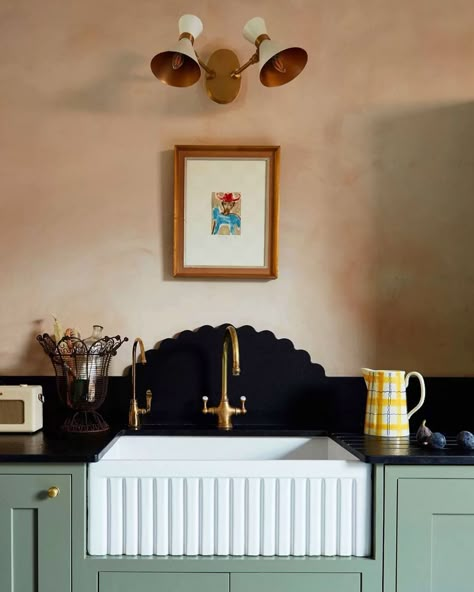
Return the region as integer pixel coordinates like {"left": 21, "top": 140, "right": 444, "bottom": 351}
{"left": 259, "top": 44, "right": 308, "bottom": 87}
{"left": 242, "top": 16, "right": 307, "bottom": 87}
{"left": 151, "top": 39, "right": 201, "bottom": 87}
{"left": 150, "top": 14, "right": 203, "bottom": 88}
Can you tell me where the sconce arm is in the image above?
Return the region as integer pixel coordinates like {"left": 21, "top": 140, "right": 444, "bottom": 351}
{"left": 195, "top": 52, "right": 216, "bottom": 79}
{"left": 230, "top": 52, "right": 259, "bottom": 79}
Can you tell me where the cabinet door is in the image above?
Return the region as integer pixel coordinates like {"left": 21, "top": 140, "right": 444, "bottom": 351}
{"left": 396, "top": 477, "right": 474, "bottom": 592}
{"left": 99, "top": 572, "right": 229, "bottom": 592}
{"left": 0, "top": 474, "right": 71, "bottom": 592}
{"left": 231, "top": 573, "right": 360, "bottom": 592}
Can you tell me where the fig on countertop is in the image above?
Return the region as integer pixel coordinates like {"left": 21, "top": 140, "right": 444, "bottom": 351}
{"left": 416, "top": 420, "right": 432, "bottom": 446}
{"left": 428, "top": 432, "right": 447, "bottom": 450}
{"left": 456, "top": 431, "right": 474, "bottom": 450}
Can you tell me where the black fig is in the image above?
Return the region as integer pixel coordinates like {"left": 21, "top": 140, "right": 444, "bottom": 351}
{"left": 428, "top": 432, "right": 446, "bottom": 450}
{"left": 416, "top": 420, "right": 432, "bottom": 446}
{"left": 456, "top": 431, "right": 474, "bottom": 450}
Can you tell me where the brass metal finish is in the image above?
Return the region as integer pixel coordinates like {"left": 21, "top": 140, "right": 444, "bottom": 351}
{"left": 255, "top": 33, "right": 270, "bottom": 49}
{"left": 205, "top": 49, "right": 241, "bottom": 104}
{"left": 195, "top": 53, "right": 215, "bottom": 78}
{"left": 150, "top": 51, "right": 201, "bottom": 87}
{"left": 202, "top": 325, "right": 247, "bottom": 430}
{"left": 230, "top": 52, "right": 258, "bottom": 78}
{"left": 178, "top": 32, "right": 195, "bottom": 44}
{"left": 128, "top": 338, "right": 153, "bottom": 430}
{"left": 173, "top": 145, "right": 280, "bottom": 279}
{"left": 47, "top": 486, "right": 60, "bottom": 498}
{"left": 260, "top": 47, "right": 308, "bottom": 87}
{"left": 150, "top": 18, "right": 307, "bottom": 101}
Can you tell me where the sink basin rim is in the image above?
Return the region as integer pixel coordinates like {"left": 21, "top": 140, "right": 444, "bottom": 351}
{"left": 99, "top": 435, "right": 359, "bottom": 463}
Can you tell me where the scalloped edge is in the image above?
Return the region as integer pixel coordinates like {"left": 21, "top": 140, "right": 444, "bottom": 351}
{"left": 146, "top": 323, "right": 325, "bottom": 376}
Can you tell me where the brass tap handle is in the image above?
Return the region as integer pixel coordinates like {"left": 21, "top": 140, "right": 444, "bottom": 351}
{"left": 138, "top": 389, "right": 153, "bottom": 416}
{"left": 128, "top": 389, "right": 153, "bottom": 430}
{"left": 232, "top": 396, "right": 247, "bottom": 417}
{"left": 202, "top": 396, "right": 219, "bottom": 416}
{"left": 144, "top": 389, "right": 153, "bottom": 414}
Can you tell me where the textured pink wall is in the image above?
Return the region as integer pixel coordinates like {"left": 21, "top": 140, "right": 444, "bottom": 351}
{"left": 1, "top": 0, "right": 474, "bottom": 375}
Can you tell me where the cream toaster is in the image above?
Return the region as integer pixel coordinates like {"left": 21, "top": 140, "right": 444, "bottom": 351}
{"left": 0, "top": 385, "right": 43, "bottom": 432}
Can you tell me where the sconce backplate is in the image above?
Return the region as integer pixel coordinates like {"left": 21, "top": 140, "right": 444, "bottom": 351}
{"left": 205, "top": 49, "right": 241, "bottom": 104}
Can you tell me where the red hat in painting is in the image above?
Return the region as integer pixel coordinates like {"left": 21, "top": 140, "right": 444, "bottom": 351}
{"left": 217, "top": 192, "right": 241, "bottom": 202}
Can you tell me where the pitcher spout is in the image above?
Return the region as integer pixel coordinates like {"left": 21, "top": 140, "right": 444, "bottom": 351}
{"left": 361, "top": 368, "right": 373, "bottom": 387}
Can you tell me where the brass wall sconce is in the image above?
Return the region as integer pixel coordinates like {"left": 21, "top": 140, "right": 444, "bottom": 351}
{"left": 150, "top": 15, "right": 308, "bottom": 104}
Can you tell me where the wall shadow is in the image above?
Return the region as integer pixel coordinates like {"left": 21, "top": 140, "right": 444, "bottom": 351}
{"left": 371, "top": 103, "right": 474, "bottom": 374}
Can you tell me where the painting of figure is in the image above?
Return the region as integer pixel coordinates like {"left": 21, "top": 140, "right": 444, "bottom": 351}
{"left": 211, "top": 192, "right": 241, "bottom": 236}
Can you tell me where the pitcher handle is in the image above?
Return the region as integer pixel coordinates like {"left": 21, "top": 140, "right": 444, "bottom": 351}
{"left": 405, "top": 371, "right": 426, "bottom": 420}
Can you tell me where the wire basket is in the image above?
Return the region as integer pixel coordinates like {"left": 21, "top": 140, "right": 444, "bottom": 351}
{"left": 37, "top": 333, "right": 128, "bottom": 433}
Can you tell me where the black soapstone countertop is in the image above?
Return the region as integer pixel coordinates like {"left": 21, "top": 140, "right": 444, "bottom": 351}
{"left": 1, "top": 426, "right": 474, "bottom": 464}
{"left": 332, "top": 432, "right": 474, "bottom": 464}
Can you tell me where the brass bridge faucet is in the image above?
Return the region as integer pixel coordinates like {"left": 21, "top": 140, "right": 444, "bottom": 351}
{"left": 202, "top": 325, "right": 247, "bottom": 430}
{"left": 128, "top": 337, "right": 152, "bottom": 430}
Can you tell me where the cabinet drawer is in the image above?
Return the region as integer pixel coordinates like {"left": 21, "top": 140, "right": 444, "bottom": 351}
{"left": 231, "top": 573, "right": 360, "bottom": 592}
{"left": 99, "top": 572, "right": 229, "bottom": 592}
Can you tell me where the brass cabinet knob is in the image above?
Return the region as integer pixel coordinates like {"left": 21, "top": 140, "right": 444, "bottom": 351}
{"left": 47, "top": 486, "right": 60, "bottom": 498}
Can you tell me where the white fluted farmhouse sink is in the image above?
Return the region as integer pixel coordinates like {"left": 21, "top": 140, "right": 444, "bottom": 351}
{"left": 88, "top": 436, "right": 371, "bottom": 557}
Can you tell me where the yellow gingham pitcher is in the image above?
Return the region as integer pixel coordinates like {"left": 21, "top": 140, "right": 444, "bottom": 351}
{"left": 362, "top": 368, "right": 426, "bottom": 437}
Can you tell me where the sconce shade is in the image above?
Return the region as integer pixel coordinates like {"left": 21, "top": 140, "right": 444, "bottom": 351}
{"left": 150, "top": 14, "right": 203, "bottom": 87}
{"left": 242, "top": 16, "right": 307, "bottom": 87}
{"left": 151, "top": 39, "right": 201, "bottom": 87}
{"left": 242, "top": 16, "right": 268, "bottom": 44}
{"left": 178, "top": 14, "right": 203, "bottom": 39}
{"left": 259, "top": 42, "right": 308, "bottom": 87}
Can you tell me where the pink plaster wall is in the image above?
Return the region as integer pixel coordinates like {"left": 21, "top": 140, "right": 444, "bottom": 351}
{"left": 1, "top": 0, "right": 474, "bottom": 376}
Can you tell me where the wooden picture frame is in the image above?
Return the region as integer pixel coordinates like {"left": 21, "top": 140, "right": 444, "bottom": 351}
{"left": 173, "top": 145, "right": 280, "bottom": 279}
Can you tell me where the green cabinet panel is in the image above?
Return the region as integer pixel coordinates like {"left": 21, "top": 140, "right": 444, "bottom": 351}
{"left": 396, "top": 477, "right": 474, "bottom": 592}
{"left": 99, "top": 572, "right": 229, "bottom": 592}
{"left": 231, "top": 572, "right": 360, "bottom": 592}
{"left": 384, "top": 467, "right": 474, "bottom": 592}
{"left": 0, "top": 473, "right": 71, "bottom": 592}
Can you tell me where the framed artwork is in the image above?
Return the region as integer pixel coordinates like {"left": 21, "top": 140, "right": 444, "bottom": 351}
{"left": 173, "top": 145, "right": 280, "bottom": 279}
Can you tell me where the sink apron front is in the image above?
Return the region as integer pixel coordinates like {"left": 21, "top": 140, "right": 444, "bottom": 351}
{"left": 88, "top": 437, "right": 371, "bottom": 557}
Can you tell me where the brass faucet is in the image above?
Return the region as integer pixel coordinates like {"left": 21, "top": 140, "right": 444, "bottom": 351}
{"left": 128, "top": 337, "right": 152, "bottom": 430}
{"left": 202, "top": 325, "right": 247, "bottom": 430}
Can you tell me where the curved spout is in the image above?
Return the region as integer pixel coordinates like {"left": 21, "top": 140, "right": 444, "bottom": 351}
{"left": 222, "top": 325, "right": 240, "bottom": 400}
{"left": 132, "top": 337, "right": 146, "bottom": 402}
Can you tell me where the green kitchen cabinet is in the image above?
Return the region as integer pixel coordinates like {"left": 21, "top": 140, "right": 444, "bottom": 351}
{"left": 99, "top": 572, "right": 229, "bottom": 592}
{"left": 384, "top": 466, "right": 474, "bottom": 592}
{"left": 0, "top": 471, "right": 71, "bottom": 592}
{"left": 231, "top": 572, "right": 361, "bottom": 592}
{"left": 5, "top": 457, "right": 474, "bottom": 592}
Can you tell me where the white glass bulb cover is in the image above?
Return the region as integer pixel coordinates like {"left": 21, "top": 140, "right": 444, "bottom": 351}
{"left": 179, "top": 14, "right": 203, "bottom": 39}
{"left": 242, "top": 16, "right": 268, "bottom": 44}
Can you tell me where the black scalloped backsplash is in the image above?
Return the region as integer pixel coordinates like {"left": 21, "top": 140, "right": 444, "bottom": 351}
{"left": 136, "top": 324, "right": 328, "bottom": 428}
{"left": 2, "top": 324, "right": 474, "bottom": 434}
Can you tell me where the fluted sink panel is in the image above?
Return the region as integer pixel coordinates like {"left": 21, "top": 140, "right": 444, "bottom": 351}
{"left": 88, "top": 437, "right": 371, "bottom": 557}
